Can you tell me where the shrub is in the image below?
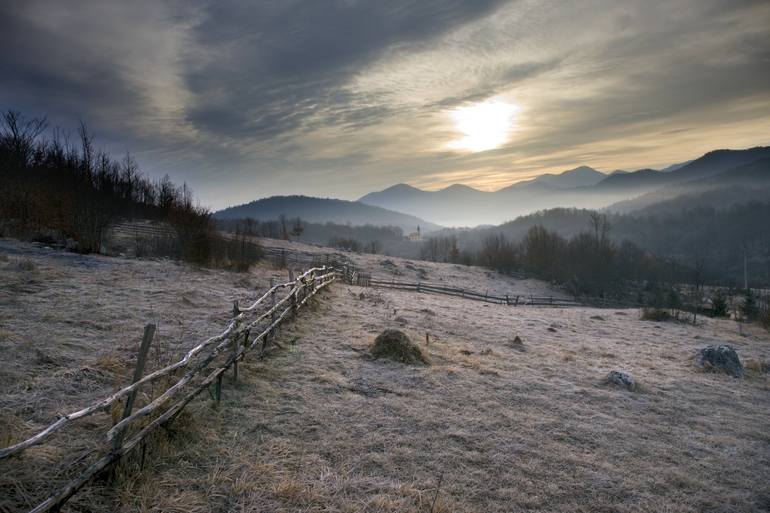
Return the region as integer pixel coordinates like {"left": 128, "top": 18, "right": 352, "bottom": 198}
{"left": 640, "top": 307, "right": 671, "bottom": 321}
{"left": 371, "top": 330, "right": 429, "bottom": 365}
{"left": 710, "top": 289, "right": 729, "bottom": 318}
{"left": 219, "top": 234, "right": 262, "bottom": 272}
{"left": 761, "top": 307, "right": 770, "bottom": 333}
{"left": 12, "top": 258, "right": 37, "bottom": 271}
{"left": 666, "top": 288, "right": 682, "bottom": 311}
{"left": 740, "top": 289, "right": 759, "bottom": 321}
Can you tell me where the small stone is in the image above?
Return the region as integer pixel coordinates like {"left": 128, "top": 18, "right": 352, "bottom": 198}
{"left": 604, "top": 370, "right": 637, "bottom": 390}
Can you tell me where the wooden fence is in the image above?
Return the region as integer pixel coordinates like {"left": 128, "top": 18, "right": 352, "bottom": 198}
{"left": 259, "top": 246, "right": 353, "bottom": 270}
{"left": 364, "top": 276, "right": 582, "bottom": 307}
{"left": 1, "top": 266, "right": 335, "bottom": 513}
{"left": 264, "top": 245, "right": 629, "bottom": 308}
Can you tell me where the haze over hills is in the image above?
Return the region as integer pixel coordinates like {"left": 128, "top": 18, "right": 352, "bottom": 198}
{"left": 501, "top": 165, "right": 607, "bottom": 191}
{"left": 213, "top": 146, "right": 769, "bottom": 232}
{"left": 214, "top": 195, "right": 440, "bottom": 234}
{"left": 359, "top": 165, "right": 610, "bottom": 226}
{"left": 360, "top": 146, "right": 770, "bottom": 227}
{"left": 608, "top": 155, "right": 770, "bottom": 214}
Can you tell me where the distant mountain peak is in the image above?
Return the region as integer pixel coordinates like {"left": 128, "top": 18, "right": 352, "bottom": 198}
{"left": 526, "top": 165, "right": 606, "bottom": 189}
{"left": 214, "top": 194, "right": 441, "bottom": 233}
{"left": 384, "top": 183, "right": 423, "bottom": 192}
{"left": 567, "top": 165, "right": 600, "bottom": 173}
{"left": 440, "top": 183, "right": 482, "bottom": 193}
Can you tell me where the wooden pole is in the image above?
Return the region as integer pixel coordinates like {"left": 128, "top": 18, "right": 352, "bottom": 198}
{"left": 232, "top": 300, "right": 239, "bottom": 381}
{"left": 112, "top": 323, "right": 155, "bottom": 453}
{"left": 215, "top": 374, "right": 222, "bottom": 406}
{"left": 267, "top": 278, "right": 276, "bottom": 355}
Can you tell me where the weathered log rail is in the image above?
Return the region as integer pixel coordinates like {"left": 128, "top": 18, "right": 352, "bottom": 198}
{"left": 2, "top": 266, "right": 335, "bottom": 513}
{"left": 262, "top": 244, "right": 638, "bottom": 308}
{"left": 365, "top": 276, "right": 582, "bottom": 307}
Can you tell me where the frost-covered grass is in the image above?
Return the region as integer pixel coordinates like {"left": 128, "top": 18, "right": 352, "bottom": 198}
{"left": 1, "top": 238, "right": 768, "bottom": 512}
{"left": 259, "top": 236, "right": 571, "bottom": 299}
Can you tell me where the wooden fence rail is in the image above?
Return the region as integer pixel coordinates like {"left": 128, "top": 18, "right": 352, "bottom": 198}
{"left": 262, "top": 247, "right": 631, "bottom": 309}
{"left": 4, "top": 266, "right": 335, "bottom": 513}
{"left": 365, "top": 276, "right": 583, "bottom": 307}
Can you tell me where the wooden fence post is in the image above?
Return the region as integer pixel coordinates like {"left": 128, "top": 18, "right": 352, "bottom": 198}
{"left": 242, "top": 328, "right": 250, "bottom": 366}
{"left": 232, "top": 300, "right": 239, "bottom": 381}
{"left": 215, "top": 374, "right": 222, "bottom": 406}
{"left": 267, "top": 278, "right": 276, "bottom": 355}
{"left": 112, "top": 323, "right": 155, "bottom": 453}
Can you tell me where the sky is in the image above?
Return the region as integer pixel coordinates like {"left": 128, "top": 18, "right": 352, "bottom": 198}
{"left": 2, "top": 0, "right": 769, "bottom": 210}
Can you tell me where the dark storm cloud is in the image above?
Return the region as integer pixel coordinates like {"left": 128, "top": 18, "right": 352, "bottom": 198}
{"left": 1, "top": 0, "right": 769, "bottom": 206}
{"left": 183, "top": 0, "right": 511, "bottom": 138}
{"left": 0, "top": 4, "right": 140, "bottom": 124}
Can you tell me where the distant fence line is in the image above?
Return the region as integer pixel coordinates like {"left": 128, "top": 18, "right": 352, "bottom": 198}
{"left": 364, "top": 277, "right": 582, "bottom": 307}
{"left": 261, "top": 245, "right": 622, "bottom": 308}
{"left": 3, "top": 266, "right": 335, "bottom": 513}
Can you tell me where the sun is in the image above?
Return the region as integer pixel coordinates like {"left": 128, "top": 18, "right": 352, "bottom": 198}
{"left": 447, "top": 99, "right": 519, "bottom": 153}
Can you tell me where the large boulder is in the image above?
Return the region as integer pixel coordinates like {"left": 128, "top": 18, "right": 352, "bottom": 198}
{"left": 371, "top": 329, "right": 429, "bottom": 365}
{"left": 604, "top": 370, "right": 637, "bottom": 391}
{"left": 695, "top": 345, "right": 744, "bottom": 378}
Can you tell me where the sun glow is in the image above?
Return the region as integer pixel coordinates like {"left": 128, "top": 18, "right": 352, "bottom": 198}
{"left": 447, "top": 99, "right": 519, "bottom": 152}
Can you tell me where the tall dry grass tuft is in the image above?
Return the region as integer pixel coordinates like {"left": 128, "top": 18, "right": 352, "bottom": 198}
{"left": 13, "top": 258, "right": 37, "bottom": 272}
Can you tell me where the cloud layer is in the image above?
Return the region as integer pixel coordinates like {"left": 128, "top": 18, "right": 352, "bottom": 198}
{"left": 2, "top": 0, "right": 769, "bottom": 208}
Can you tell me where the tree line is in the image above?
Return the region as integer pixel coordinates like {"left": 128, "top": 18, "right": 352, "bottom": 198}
{"left": 454, "top": 205, "right": 770, "bottom": 288}
{"left": 217, "top": 216, "right": 405, "bottom": 255}
{"left": 422, "top": 213, "right": 685, "bottom": 298}
{"left": 0, "top": 110, "right": 259, "bottom": 269}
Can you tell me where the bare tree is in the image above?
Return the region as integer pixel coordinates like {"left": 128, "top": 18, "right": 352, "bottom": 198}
{"left": 1, "top": 110, "right": 47, "bottom": 167}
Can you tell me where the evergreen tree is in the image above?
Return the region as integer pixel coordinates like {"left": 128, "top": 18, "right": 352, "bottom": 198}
{"left": 740, "top": 289, "right": 759, "bottom": 321}
{"left": 711, "top": 289, "right": 729, "bottom": 318}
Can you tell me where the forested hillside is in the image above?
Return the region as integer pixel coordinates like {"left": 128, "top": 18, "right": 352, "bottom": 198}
{"left": 0, "top": 110, "right": 255, "bottom": 267}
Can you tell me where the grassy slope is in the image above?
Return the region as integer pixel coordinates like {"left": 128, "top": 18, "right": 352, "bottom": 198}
{"left": 1, "top": 239, "right": 768, "bottom": 512}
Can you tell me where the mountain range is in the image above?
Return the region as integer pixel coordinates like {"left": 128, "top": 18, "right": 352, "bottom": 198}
{"left": 214, "top": 195, "right": 440, "bottom": 234}
{"left": 359, "top": 146, "right": 770, "bottom": 226}
{"left": 214, "top": 146, "right": 769, "bottom": 232}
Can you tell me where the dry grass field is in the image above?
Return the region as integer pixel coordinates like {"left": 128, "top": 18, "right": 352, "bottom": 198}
{"left": 1, "top": 238, "right": 769, "bottom": 512}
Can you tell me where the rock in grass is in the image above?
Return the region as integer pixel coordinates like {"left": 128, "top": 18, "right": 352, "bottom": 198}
{"left": 695, "top": 345, "right": 743, "bottom": 378}
{"left": 371, "top": 329, "right": 429, "bottom": 365}
{"left": 604, "top": 370, "right": 637, "bottom": 390}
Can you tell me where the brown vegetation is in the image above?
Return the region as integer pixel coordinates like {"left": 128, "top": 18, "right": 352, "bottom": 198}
{"left": 1, "top": 240, "right": 768, "bottom": 512}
